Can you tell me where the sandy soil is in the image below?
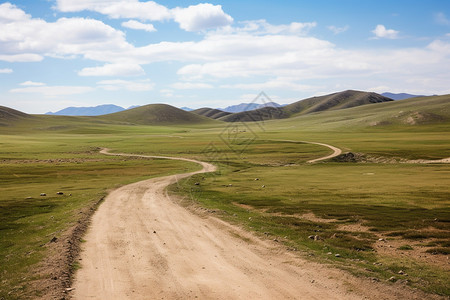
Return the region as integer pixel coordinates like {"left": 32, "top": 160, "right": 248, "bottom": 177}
{"left": 71, "top": 149, "right": 436, "bottom": 300}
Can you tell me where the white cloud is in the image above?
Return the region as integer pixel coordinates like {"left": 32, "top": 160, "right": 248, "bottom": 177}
{"left": 0, "top": 68, "right": 13, "bottom": 73}
{"left": 97, "top": 79, "right": 154, "bottom": 91}
{"left": 328, "top": 25, "right": 349, "bottom": 35}
{"left": 55, "top": 1, "right": 232, "bottom": 32}
{"left": 372, "top": 24, "right": 399, "bottom": 39}
{"left": 0, "top": 54, "right": 43, "bottom": 62}
{"left": 122, "top": 20, "right": 156, "bottom": 32}
{"left": 171, "top": 82, "right": 213, "bottom": 89}
{"left": 215, "top": 20, "right": 316, "bottom": 35}
{"left": 241, "top": 20, "right": 316, "bottom": 35}
{"left": 435, "top": 12, "right": 450, "bottom": 26}
{"left": 20, "top": 81, "right": 45, "bottom": 86}
{"left": 55, "top": 0, "right": 171, "bottom": 21}
{"left": 0, "top": 3, "right": 131, "bottom": 62}
{"left": 78, "top": 63, "right": 145, "bottom": 76}
{"left": 0, "top": 2, "right": 29, "bottom": 23}
{"left": 172, "top": 3, "right": 233, "bottom": 31}
{"left": 3, "top": 3, "right": 450, "bottom": 98}
{"left": 10, "top": 85, "right": 94, "bottom": 97}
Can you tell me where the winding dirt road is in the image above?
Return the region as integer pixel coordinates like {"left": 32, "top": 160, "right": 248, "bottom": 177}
{"left": 71, "top": 148, "right": 426, "bottom": 300}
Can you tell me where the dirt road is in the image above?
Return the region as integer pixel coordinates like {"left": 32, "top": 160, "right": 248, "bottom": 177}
{"left": 71, "top": 149, "right": 426, "bottom": 300}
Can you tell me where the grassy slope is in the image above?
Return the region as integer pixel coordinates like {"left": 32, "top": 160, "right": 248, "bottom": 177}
{"left": 99, "top": 103, "right": 218, "bottom": 125}
{"left": 220, "top": 90, "right": 393, "bottom": 122}
{"left": 192, "top": 107, "right": 231, "bottom": 119}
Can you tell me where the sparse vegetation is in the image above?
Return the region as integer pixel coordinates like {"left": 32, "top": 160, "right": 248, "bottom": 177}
{"left": 0, "top": 92, "right": 449, "bottom": 298}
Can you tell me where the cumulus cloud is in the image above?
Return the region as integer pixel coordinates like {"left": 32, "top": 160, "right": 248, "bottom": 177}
{"left": 328, "top": 25, "right": 349, "bottom": 35}
{"left": 215, "top": 20, "right": 316, "bottom": 35}
{"left": 0, "top": 68, "right": 13, "bottom": 73}
{"left": 122, "top": 20, "right": 156, "bottom": 32}
{"left": 10, "top": 85, "right": 94, "bottom": 97}
{"left": 0, "top": 3, "right": 131, "bottom": 62}
{"left": 55, "top": 1, "right": 232, "bottom": 32}
{"left": 55, "top": 0, "right": 171, "bottom": 21}
{"left": 0, "top": 2, "right": 29, "bottom": 23}
{"left": 172, "top": 3, "right": 233, "bottom": 32}
{"left": 3, "top": 3, "right": 450, "bottom": 97}
{"left": 78, "top": 63, "right": 145, "bottom": 76}
{"left": 372, "top": 24, "right": 399, "bottom": 39}
{"left": 97, "top": 79, "right": 154, "bottom": 91}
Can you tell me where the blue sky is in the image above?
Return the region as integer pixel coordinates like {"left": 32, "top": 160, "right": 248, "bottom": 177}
{"left": 1, "top": 0, "right": 449, "bottom": 113}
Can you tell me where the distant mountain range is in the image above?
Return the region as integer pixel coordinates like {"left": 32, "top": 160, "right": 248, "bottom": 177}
{"left": 46, "top": 104, "right": 139, "bottom": 116}
{"left": 381, "top": 92, "right": 427, "bottom": 100}
{"left": 41, "top": 92, "right": 427, "bottom": 117}
{"left": 182, "top": 101, "right": 282, "bottom": 113}
{"left": 2, "top": 90, "right": 449, "bottom": 128}
{"left": 198, "top": 90, "right": 394, "bottom": 122}
{"left": 220, "top": 102, "right": 282, "bottom": 113}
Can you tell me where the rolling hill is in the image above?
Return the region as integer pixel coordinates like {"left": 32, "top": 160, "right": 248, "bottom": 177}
{"left": 99, "top": 103, "right": 217, "bottom": 125}
{"left": 220, "top": 90, "right": 393, "bottom": 122}
{"left": 192, "top": 108, "right": 231, "bottom": 119}
{"left": 0, "top": 106, "right": 32, "bottom": 126}
{"left": 271, "top": 93, "right": 450, "bottom": 130}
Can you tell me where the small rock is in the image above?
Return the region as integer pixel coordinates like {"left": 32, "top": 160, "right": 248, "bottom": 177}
{"left": 40, "top": 193, "right": 46, "bottom": 197}
{"left": 314, "top": 235, "right": 321, "bottom": 241}
{"left": 308, "top": 235, "right": 315, "bottom": 239}
{"left": 311, "top": 280, "right": 315, "bottom": 283}
{"left": 378, "top": 238, "right": 385, "bottom": 241}
{"left": 26, "top": 196, "right": 33, "bottom": 199}
{"left": 194, "top": 182, "right": 200, "bottom": 186}
{"left": 56, "top": 191, "right": 64, "bottom": 195}
{"left": 228, "top": 184, "right": 233, "bottom": 187}
{"left": 153, "top": 231, "right": 156, "bottom": 234}
{"left": 261, "top": 185, "right": 265, "bottom": 188}
{"left": 398, "top": 270, "right": 405, "bottom": 275}
{"left": 254, "top": 178, "right": 259, "bottom": 181}
{"left": 50, "top": 237, "right": 58, "bottom": 243}
{"left": 388, "top": 276, "right": 396, "bottom": 282}
{"left": 335, "top": 254, "right": 341, "bottom": 257}
{"left": 65, "top": 287, "right": 75, "bottom": 292}
{"left": 327, "top": 252, "right": 332, "bottom": 255}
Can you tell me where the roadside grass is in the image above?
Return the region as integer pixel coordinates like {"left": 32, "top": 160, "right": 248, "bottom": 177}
{"left": 0, "top": 138, "right": 200, "bottom": 299}
{"left": 171, "top": 160, "right": 450, "bottom": 295}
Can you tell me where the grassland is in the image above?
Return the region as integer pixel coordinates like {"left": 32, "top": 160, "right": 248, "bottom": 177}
{"left": 1, "top": 95, "right": 449, "bottom": 298}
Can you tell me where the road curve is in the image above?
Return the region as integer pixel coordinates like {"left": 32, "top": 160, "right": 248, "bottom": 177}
{"left": 71, "top": 148, "right": 415, "bottom": 300}
{"left": 304, "top": 141, "right": 342, "bottom": 163}
{"left": 263, "top": 139, "right": 342, "bottom": 163}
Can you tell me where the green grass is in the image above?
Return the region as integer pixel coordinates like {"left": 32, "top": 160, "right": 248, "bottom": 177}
{"left": 0, "top": 95, "right": 449, "bottom": 298}
{"left": 171, "top": 160, "right": 449, "bottom": 295}
{"left": 0, "top": 136, "right": 201, "bottom": 299}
